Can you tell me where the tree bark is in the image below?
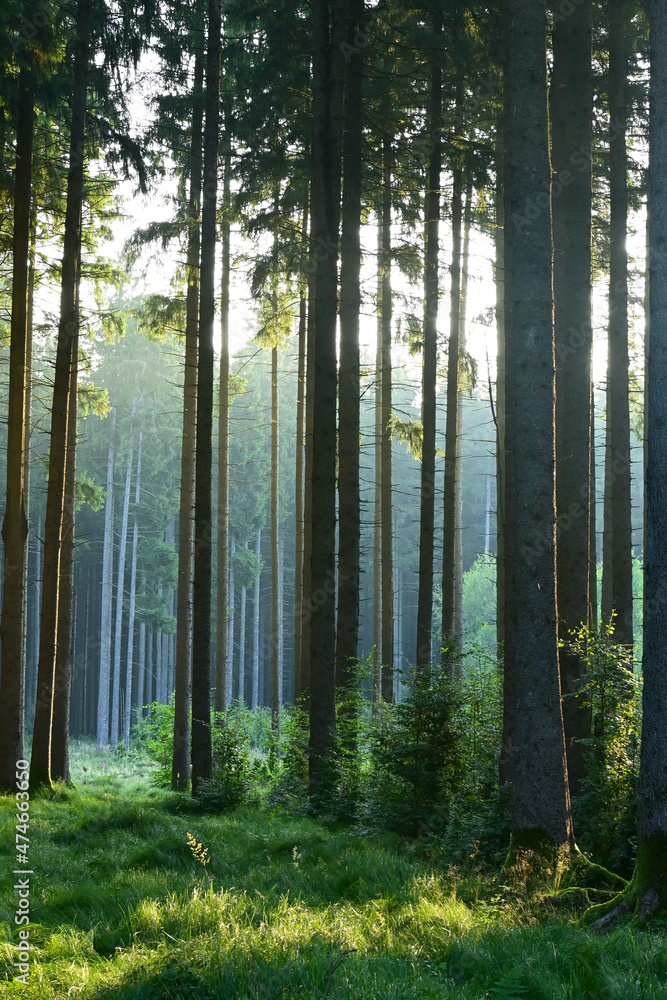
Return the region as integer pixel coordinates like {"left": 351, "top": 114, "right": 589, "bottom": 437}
{"left": 97, "top": 406, "right": 116, "bottom": 747}
{"left": 252, "top": 529, "right": 261, "bottom": 709}
{"left": 172, "top": 48, "right": 203, "bottom": 790}
{"left": 454, "top": 176, "right": 473, "bottom": 645}
{"left": 416, "top": 10, "right": 441, "bottom": 670}
{"left": 293, "top": 194, "right": 309, "bottom": 700}
{"left": 503, "top": 0, "right": 572, "bottom": 851}
{"left": 216, "top": 149, "right": 231, "bottom": 711}
{"left": 335, "top": 0, "right": 363, "bottom": 696}
{"left": 380, "top": 135, "right": 394, "bottom": 702}
{"left": 50, "top": 337, "right": 78, "bottom": 783}
{"left": 372, "top": 225, "right": 382, "bottom": 702}
{"left": 192, "top": 0, "right": 222, "bottom": 794}
{"left": 602, "top": 0, "right": 633, "bottom": 648}
{"left": 124, "top": 431, "right": 142, "bottom": 749}
{"left": 551, "top": 0, "right": 593, "bottom": 799}
{"left": 0, "top": 72, "right": 33, "bottom": 791}
{"left": 30, "top": 0, "right": 90, "bottom": 787}
{"left": 308, "top": 0, "right": 345, "bottom": 794}
{"left": 270, "top": 341, "right": 281, "bottom": 749}
{"left": 110, "top": 402, "right": 136, "bottom": 750}
{"left": 442, "top": 81, "right": 464, "bottom": 657}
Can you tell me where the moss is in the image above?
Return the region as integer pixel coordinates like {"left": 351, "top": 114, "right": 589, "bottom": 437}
{"left": 584, "top": 832, "right": 667, "bottom": 926}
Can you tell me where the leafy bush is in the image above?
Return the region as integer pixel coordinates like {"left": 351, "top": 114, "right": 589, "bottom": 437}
{"left": 197, "top": 713, "right": 253, "bottom": 811}
{"left": 568, "top": 620, "right": 642, "bottom": 876}
{"left": 132, "top": 701, "right": 176, "bottom": 787}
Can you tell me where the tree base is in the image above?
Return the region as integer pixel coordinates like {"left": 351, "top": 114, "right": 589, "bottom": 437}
{"left": 584, "top": 833, "right": 667, "bottom": 928}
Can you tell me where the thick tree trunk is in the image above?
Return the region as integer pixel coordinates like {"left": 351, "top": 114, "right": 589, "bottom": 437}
{"left": 380, "top": 136, "right": 394, "bottom": 702}
{"left": 124, "top": 431, "right": 142, "bottom": 749}
{"left": 335, "top": 0, "right": 363, "bottom": 696}
{"left": 633, "top": 3, "right": 667, "bottom": 912}
{"left": 293, "top": 195, "right": 309, "bottom": 700}
{"left": 0, "top": 72, "right": 33, "bottom": 791}
{"left": 308, "top": 0, "right": 345, "bottom": 794}
{"left": 503, "top": 0, "right": 572, "bottom": 852}
{"left": 495, "top": 114, "right": 506, "bottom": 667}
{"left": 416, "top": 11, "right": 441, "bottom": 670}
{"left": 172, "top": 48, "right": 203, "bottom": 790}
{"left": 191, "top": 0, "right": 221, "bottom": 794}
{"left": 602, "top": 0, "right": 633, "bottom": 648}
{"left": 442, "top": 82, "right": 464, "bottom": 657}
{"left": 552, "top": 0, "right": 593, "bottom": 800}
{"left": 97, "top": 406, "right": 116, "bottom": 747}
{"left": 216, "top": 149, "right": 231, "bottom": 711}
{"left": 30, "top": 0, "right": 90, "bottom": 787}
{"left": 50, "top": 338, "right": 78, "bottom": 783}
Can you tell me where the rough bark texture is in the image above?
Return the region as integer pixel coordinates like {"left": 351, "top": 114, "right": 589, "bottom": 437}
{"left": 308, "top": 0, "right": 345, "bottom": 795}
{"left": 335, "top": 0, "right": 362, "bottom": 695}
{"left": 192, "top": 0, "right": 221, "bottom": 795}
{"left": 602, "top": 0, "right": 633, "bottom": 648}
{"left": 442, "top": 82, "right": 464, "bottom": 657}
{"left": 172, "top": 49, "right": 203, "bottom": 790}
{"left": 31, "top": 0, "right": 90, "bottom": 787}
{"left": 551, "top": 0, "right": 593, "bottom": 800}
{"left": 216, "top": 149, "right": 231, "bottom": 711}
{"left": 495, "top": 114, "right": 506, "bottom": 670}
{"left": 0, "top": 73, "right": 33, "bottom": 792}
{"left": 415, "top": 11, "right": 441, "bottom": 670}
{"left": 50, "top": 339, "right": 78, "bottom": 783}
{"left": 380, "top": 135, "right": 394, "bottom": 702}
{"left": 503, "top": 0, "right": 572, "bottom": 849}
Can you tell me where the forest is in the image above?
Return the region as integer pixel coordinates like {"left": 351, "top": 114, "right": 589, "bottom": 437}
{"left": 1, "top": 0, "right": 667, "bottom": 995}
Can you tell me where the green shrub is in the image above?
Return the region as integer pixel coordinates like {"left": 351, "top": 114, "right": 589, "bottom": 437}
{"left": 197, "top": 713, "right": 253, "bottom": 811}
{"left": 133, "top": 701, "right": 176, "bottom": 787}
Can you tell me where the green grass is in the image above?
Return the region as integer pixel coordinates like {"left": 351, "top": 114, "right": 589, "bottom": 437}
{"left": 0, "top": 741, "right": 665, "bottom": 998}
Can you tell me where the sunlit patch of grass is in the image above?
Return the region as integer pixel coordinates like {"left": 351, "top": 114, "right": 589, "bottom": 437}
{"left": 0, "top": 744, "right": 665, "bottom": 998}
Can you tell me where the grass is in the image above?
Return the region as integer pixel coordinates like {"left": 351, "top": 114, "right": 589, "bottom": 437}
{"left": 0, "top": 740, "right": 665, "bottom": 998}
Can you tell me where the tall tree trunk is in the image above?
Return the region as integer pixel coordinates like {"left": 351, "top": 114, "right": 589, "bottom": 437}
{"left": 602, "top": 0, "right": 633, "bottom": 648}
{"left": 380, "top": 136, "right": 394, "bottom": 701}
{"left": 335, "top": 0, "right": 363, "bottom": 697}
{"left": 111, "top": 404, "right": 136, "bottom": 750}
{"left": 50, "top": 337, "right": 78, "bottom": 783}
{"left": 454, "top": 177, "right": 473, "bottom": 645}
{"left": 634, "top": 2, "right": 667, "bottom": 910}
{"left": 252, "top": 530, "right": 261, "bottom": 709}
{"left": 22, "top": 221, "right": 36, "bottom": 732}
{"left": 590, "top": 382, "right": 598, "bottom": 624}
{"left": 372, "top": 231, "right": 382, "bottom": 702}
{"left": 0, "top": 72, "right": 33, "bottom": 791}
{"left": 442, "top": 81, "right": 464, "bottom": 657}
{"left": 416, "top": 10, "right": 441, "bottom": 670}
{"left": 137, "top": 576, "right": 147, "bottom": 718}
{"left": 97, "top": 406, "right": 116, "bottom": 747}
{"left": 30, "top": 0, "right": 90, "bottom": 787}
{"left": 173, "top": 48, "right": 204, "bottom": 790}
{"left": 504, "top": 0, "right": 572, "bottom": 852}
{"left": 124, "top": 431, "right": 142, "bottom": 749}
{"left": 216, "top": 148, "right": 231, "bottom": 712}
{"left": 192, "top": 0, "right": 221, "bottom": 794}
{"left": 227, "top": 534, "right": 236, "bottom": 698}
{"left": 238, "top": 581, "right": 246, "bottom": 705}
{"left": 271, "top": 344, "right": 281, "bottom": 748}
{"left": 552, "top": 0, "right": 593, "bottom": 799}
{"left": 495, "top": 113, "right": 506, "bottom": 667}
{"left": 293, "top": 194, "right": 309, "bottom": 700}
{"left": 308, "top": 0, "right": 345, "bottom": 794}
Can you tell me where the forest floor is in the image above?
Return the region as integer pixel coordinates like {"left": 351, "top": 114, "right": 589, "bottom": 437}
{"left": 0, "top": 742, "right": 666, "bottom": 999}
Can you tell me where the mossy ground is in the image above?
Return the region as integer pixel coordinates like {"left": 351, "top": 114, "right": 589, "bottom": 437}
{"left": 1, "top": 740, "right": 665, "bottom": 998}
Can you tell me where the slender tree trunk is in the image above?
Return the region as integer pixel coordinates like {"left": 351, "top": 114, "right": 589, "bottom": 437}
{"left": 602, "top": 0, "right": 633, "bottom": 648}
{"left": 30, "top": 0, "right": 90, "bottom": 787}
{"left": 590, "top": 382, "right": 598, "bottom": 624}
{"left": 308, "top": 0, "right": 345, "bottom": 794}
{"left": 552, "top": 0, "right": 593, "bottom": 799}
{"left": 504, "top": 0, "right": 572, "bottom": 851}
{"left": 252, "top": 530, "right": 261, "bottom": 709}
{"left": 97, "top": 407, "right": 116, "bottom": 747}
{"left": 111, "top": 408, "right": 136, "bottom": 750}
{"left": 51, "top": 337, "right": 78, "bottom": 783}
{"left": 335, "top": 0, "right": 363, "bottom": 697}
{"left": 633, "top": 2, "right": 667, "bottom": 910}
{"left": 22, "top": 222, "right": 36, "bottom": 731}
{"left": 216, "top": 149, "right": 231, "bottom": 711}
{"left": 442, "top": 82, "right": 464, "bottom": 657}
{"left": 380, "top": 137, "right": 394, "bottom": 701}
{"left": 271, "top": 344, "right": 281, "bottom": 749}
{"left": 238, "top": 581, "right": 246, "bottom": 705}
{"left": 0, "top": 72, "right": 33, "bottom": 791}
{"left": 416, "top": 12, "right": 441, "bottom": 670}
{"left": 192, "top": 0, "right": 222, "bottom": 794}
{"left": 372, "top": 230, "right": 382, "bottom": 702}
{"left": 293, "top": 195, "right": 309, "bottom": 701}
{"left": 124, "top": 431, "right": 142, "bottom": 749}
{"left": 173, "top": 48, "right": 203, "bottom": 790}
{"left": 137, "top": 578, "right": 147, "bottom": 719}
{"left": 227, "top": 534, "right": 236, "bottom": 700}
